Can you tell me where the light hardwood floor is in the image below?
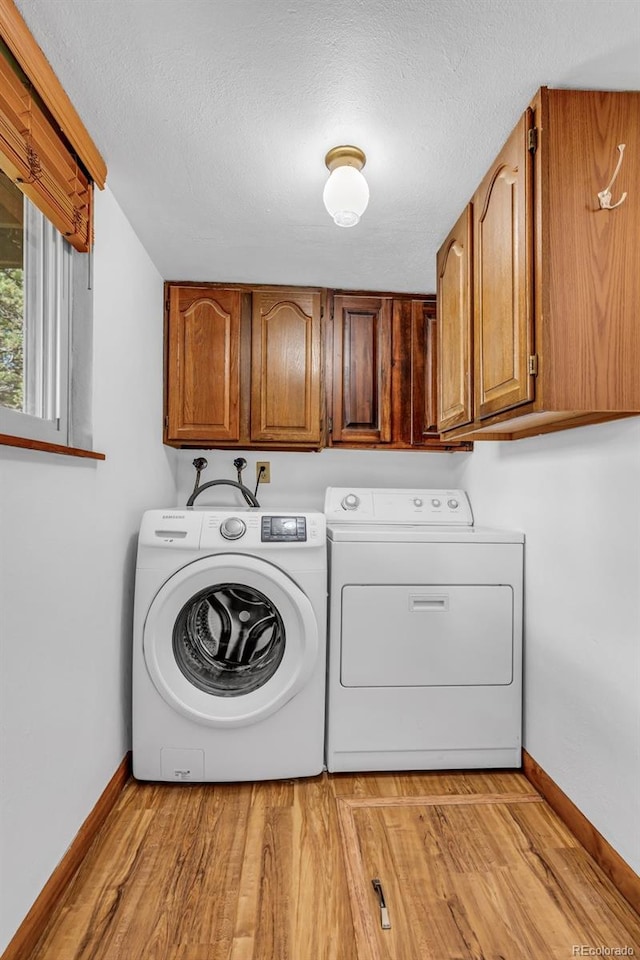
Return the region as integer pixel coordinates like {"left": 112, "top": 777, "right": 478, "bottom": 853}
{"left": 26, "top": 771, "right": 640, "bottom": 960}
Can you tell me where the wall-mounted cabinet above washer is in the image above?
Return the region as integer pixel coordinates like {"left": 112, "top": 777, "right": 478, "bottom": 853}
{"left": 164, "top": 282, "right": 471, "bottom": 452}
{"left": 328, "top": 292, "right": 447, "bottom": 449}
{"left": 164, "top": 284, "right": 324, "bottom": 449}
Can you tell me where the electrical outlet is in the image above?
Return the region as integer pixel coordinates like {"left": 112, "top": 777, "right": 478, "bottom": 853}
{"left": 256, "top": 461, "right": 271, "bottom": 484}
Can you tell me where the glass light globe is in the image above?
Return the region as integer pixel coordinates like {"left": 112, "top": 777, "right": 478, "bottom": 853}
{"left": 323, "top": 165, "right": 370, "bottom": 228}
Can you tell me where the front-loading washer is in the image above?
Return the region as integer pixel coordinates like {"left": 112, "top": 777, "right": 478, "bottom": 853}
{"left": 133, "top": 507, "right": 326, "bottom": 781}
{"left": 325, "top": 487, "right": 524, "bottom": 773}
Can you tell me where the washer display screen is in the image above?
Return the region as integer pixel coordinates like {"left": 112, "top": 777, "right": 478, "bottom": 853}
{"left": 172, "top": 583, "right": 285, "bottom": 697}
{"left": 261, "top": 516, "right": 307, "bottom": 541}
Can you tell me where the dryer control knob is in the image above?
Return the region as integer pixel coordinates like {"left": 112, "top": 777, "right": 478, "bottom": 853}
{"left": 220, "top": 517, "right": 246, "bottom": 540}
{"left": 447, "top": 498, "right": 459, "bottom": 510}
{"left": 341, "top": 493, "right": 360, "bottom": 511}
{"left": 413, "top": 497, "right": 424, "bottom": 507}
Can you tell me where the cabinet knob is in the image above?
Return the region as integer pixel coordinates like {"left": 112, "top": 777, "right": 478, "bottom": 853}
{"left": 220, "top": 517, "right": 246, "bottom": 540}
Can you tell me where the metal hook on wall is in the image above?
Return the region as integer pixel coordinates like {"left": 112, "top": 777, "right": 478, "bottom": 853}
{"left": 597, "top": 143, "right": 628, "bottom": 210}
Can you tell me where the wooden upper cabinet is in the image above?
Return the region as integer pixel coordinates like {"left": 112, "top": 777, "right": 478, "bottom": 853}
{"left": 250, "top": 288, "right": 323, "bottom": 444}
{"left": 473, "top": 110, "right": 534, "bottom": 420}
{"left": 437, "top": 205, "right": 473, "bottom": 432}
{"left": 165, "top": 283, "right": 463, "bottom": 451}
{"left": 331, "top": 295, "right": 392, "bottom": 444}
{"left": 438, "top": 88, "right": 640, "bottom": 441}
{"left": 165, "top": 285, "right": 241, "bottom": 443}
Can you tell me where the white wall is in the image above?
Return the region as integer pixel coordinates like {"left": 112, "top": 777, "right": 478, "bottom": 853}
{"left": 0, "top": 187, "right": 177, "bottom": 953}
{"left": 175, "top": 446, "right": 464, "bottom": 511}
{"left": 458, "top": 418, "right": 640, "bottom": 873}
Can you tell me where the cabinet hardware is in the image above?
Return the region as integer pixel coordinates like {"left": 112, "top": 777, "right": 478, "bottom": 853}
{"left": 371, "top": 878, "right": 391, "bottom": 929}
{"left": 528, "top": 354, "right": 539, "bottom": 376}
{"left": 527, "top": 127, "right": 538, "bottom": 153}
{"left": 598, "top": 143, "right": 628, "bottom": 210}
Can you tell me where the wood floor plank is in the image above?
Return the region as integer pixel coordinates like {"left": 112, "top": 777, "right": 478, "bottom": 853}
{"left": 289, "top": 776, "right": 353, "bottom": 960}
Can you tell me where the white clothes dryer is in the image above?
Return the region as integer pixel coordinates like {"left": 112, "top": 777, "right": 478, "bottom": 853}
{"left": 133, "top": 508, "right": 326, "bottom": 782}
{"left": 325, "top": 487, "right": 524, "bottom": 773}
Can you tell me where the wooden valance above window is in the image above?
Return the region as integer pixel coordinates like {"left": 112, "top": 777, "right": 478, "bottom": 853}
{"left": 0, "top": 0, "right": 107, "bottom": 253}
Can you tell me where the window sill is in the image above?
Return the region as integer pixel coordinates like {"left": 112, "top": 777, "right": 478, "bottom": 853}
{"left": 0, "top": 433, "right": 106, "bottom": 460}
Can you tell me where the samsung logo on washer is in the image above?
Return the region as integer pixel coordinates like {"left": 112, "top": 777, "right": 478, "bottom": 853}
{"left": 162, "top": 514, "right": 186, "bottom": 520}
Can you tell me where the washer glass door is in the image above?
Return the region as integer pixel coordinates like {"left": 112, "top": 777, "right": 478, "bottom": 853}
{"left": 173, "top": 582, "right": 285, "bottom": 696}
{"left": 143, "top": 554, "right": 319, "bottom": 728}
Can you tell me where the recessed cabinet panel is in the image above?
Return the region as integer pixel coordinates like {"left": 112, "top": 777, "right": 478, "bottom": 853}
{"left": 474, "top": 111, "right": 534, "bottom": 420}
{"left": 437, "top": 205, "right": 472, "bottom": 431}
{"left": 250, "top": 289, "right": 322, "bottom": 444}
{"left": 332, "top": 295, "right": 392, "bottom": 444}
{"left": 166, "top": 286, "right": 241, "bottom": 443}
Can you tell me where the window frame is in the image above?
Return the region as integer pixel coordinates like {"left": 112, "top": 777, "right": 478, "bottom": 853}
{"left": 0, "top": 0, "right": 105, "bottom": 460}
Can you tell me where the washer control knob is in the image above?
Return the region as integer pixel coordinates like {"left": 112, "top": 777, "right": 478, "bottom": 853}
{"left": 413, "top": 497, "right": 424, "bottom": 507}
{"left": 220, "top": 517, "right": 246, "bottom": 540}
{"left": 447, "top": 498, "right": 459, "bottom": 510}
{"left": 341, "top": 493, "right": 360, "bottom": 511}
{"left": 431, "top": 498, "right": 441, "bottom": 508}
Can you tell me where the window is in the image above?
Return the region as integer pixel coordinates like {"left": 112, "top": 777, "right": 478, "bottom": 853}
{"left": 0, "top": 2, "right": 106, "bottom": 456}
{"left": 0, "top": 167, "right": 73, "bottom": 445}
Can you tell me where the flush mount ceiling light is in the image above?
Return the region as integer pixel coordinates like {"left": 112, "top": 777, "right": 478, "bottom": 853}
{"left": 323, "top": 145, "right": 369, "bottom": 228}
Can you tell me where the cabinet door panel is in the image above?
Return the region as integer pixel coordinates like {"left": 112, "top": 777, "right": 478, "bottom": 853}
{"left": 250, "top": 289, "right": 322, "bottom": 444}
{"left": 474, "top": 112, "right": 534, "bottom": 419}
{"left": 166, "top": 286, "right": 240, "bottom": 442}
{"left": 409, "top": 299, "right": 439, "bottom": 442}
{"left": 437, "top": 205, "right": 472, "bottom": 431}
{"left": 332, "top": 296, "right": 392, "bottom": 444}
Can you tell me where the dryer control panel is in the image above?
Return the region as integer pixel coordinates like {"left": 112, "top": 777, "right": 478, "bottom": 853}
{"left": 324, "top": 488, "right": 474, "bottom": 525}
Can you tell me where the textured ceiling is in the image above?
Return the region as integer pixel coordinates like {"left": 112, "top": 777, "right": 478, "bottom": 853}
{"left": 15, "top": 0, "right": 640, "bottom": 292}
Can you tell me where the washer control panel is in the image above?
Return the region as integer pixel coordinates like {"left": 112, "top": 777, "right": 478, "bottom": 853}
{"left": 261, "top": 515, "right": 307, "bottom": 542}
{"left": 324, "top": 488, "right": 474, "bottom": 525}
{"left": 139, "top": 510, "right": 325, "bottom": 551}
